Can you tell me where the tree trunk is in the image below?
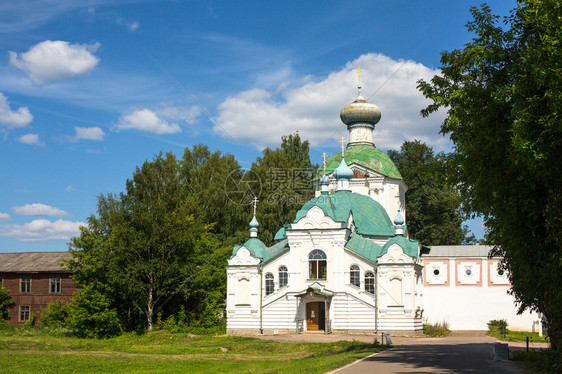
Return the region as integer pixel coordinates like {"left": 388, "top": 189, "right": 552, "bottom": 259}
{"left": 147, "top": 286, "right": 154, "bottom": 332}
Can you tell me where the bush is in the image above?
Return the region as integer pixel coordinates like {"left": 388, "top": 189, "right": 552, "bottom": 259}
{"left": 69, "top": 284, "right": 122, "bottom": 338}
{"left": 0, "top": 286, "right": 15, "bottom": 320}
{"left": 423, "top": 321, "right": 450, "bottom": 337}
{"left": 487, "top": 319, "right": 508, "bottom": 335}
{"left": 40, "top": 300, "right": 71, "bottom": 328}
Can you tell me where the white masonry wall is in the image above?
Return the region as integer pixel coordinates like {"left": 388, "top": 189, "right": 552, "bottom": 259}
{"left": 422, "top": 257, "right": 539, "bottom": 331}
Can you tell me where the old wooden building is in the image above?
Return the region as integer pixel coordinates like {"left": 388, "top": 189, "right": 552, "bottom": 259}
{"left": 0, "top": 252, "right": 75, "bottom": 325}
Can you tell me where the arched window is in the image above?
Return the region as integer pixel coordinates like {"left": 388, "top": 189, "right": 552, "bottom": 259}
{"left": 308, "top": 250, "right": 327, "bottom": 280}
{"left": 279, "top": 266, "right": 288, "bottom": 288}
{"left": 365, "top": 271, "right": 375, "bottom": 294}
{"left": 265, "top": 273, "right": 274, "bottom": 295}
{"left": 350, "top": 265, "right": 360, "bottom": 287}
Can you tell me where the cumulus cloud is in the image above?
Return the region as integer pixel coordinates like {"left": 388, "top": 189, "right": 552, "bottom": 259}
{"left": 9, "top": 40, "right": 101, "bottom": 84}
{"left": 17, "top": 133, "right": 44, "bottom": 146}
{"left": 72, "top": 126, "right": 105, "bottom": 141}
{"left": 0, "top": 213, "right": 11, "bottom": 222}
{"left": 13, "top": 203, "right": 70, "bottom": 217}
{"left": 0, "top": 218, "right": 84, "bottom": 242}
{"left": 115, "top": 109, "right": 181, "bottom": 134}
{"left": 0, "top": 93, "right": 33, "bottom": 129}
{"left": 215, "top": 53, "right": 448, "bottom": 151}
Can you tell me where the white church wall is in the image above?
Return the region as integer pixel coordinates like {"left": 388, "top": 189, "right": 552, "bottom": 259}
{"left": 422, "top": 258, "right": 539, "bottom": 331}
{"left": 331, "top": 293, "right": 376, "bottom": 330}
{"left": 262, "top": 294, "right": 299, "bottom": 332}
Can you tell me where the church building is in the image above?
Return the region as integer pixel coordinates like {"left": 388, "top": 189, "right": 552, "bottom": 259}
{"left": 226, "top": 77, "right": 539, "bottom": 335}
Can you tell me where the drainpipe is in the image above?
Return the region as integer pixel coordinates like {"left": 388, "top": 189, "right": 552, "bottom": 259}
{"left": 324, "top": 296, "right": 328, "bottom": 335}
{"left": 259, "top": 268, "right": 263, "bottom": 334}
{"left": 374, "top": 266, "right": 378, "bottom": 333}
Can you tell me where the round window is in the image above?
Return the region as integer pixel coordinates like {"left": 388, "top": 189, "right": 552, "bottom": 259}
{"left": 498, "top": 269, "right": 505, "bottom": 276}
{"left": 465, "top": 269, "right": 472, "bottom": 276}
{"left": 433, "top": 269, "right": 440, "bottom": 276}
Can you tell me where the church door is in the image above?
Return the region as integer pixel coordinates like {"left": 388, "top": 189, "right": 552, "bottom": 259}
{"left": 306, "top": 302, "right": 320, "bottom": 330}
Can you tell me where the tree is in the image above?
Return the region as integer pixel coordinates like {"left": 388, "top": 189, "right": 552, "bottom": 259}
{"left": 67, "top": 152, "right": 212, "bottom": 332}
{"left": 250, "top": 133, "right": 318, "bottom": 246}
{"left": 0, "top": 286, "right": 14, "bottom": 320}
{"left": 418, "top": 1, "right": 562, "bottom": 351}
{"left": 69, "top": 284, "right": 121, "bottom": 338}
{"left": 388, "top": 140, "right": 474, "bottom": 245}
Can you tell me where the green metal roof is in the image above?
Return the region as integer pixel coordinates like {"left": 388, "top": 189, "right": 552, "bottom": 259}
{"left": 314, "top": 144, "right": 402, "bottom": 180}
{"left": 260, "top": 239, "right": 290, "bottom": 265}
{"left": 273, "top": 225, "right": 288, "bottom": 241}
{"left": 293, "top": 190, "right": 395, "bottom": 236}
{"left": 231, "top": 238, "right": 290, "bottom": 265}
{"left": 345, "top": 232, "right": 420, "bottom": 263}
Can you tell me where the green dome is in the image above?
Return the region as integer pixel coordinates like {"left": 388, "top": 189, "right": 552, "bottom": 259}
{"left": 314, "top": 143, "right": 402, "bottom": 180}
{"left": 293, "top": 190, "right": 395, "bottom": 236}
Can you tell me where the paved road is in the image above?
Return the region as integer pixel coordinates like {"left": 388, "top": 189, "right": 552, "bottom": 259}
{"left": 331, "top": 336, "right": 527, "bottom": 374}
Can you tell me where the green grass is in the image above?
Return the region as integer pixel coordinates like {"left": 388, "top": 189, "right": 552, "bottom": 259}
{"left": 0, "top": 329, "right": 389, "bottom": 373}
{"left": 487, "top": 329, "right": 550, "bottom": 344}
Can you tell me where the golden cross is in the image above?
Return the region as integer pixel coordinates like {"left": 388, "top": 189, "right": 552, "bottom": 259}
{"left": 340, "top": 136, "right": 346, "bottom": 157}
{"left": 322, "top": 152, "right": 327, "bottom": 174}
{"left": 357, "top": 66, "right": 361, "bottom": 87}
{"left": 252, "top": 196, "right": 258, "bottom": 215}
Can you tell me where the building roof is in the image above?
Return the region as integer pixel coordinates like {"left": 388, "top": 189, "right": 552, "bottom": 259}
{"left": 293, "top": 190, "right": 395, "bottom": 236}
{"left": 345, "top": 232, "right": 420, "bottom": 264}
{"left": 423, "top": 245, "right": 494, "bottom": 258}
{"left": 314, "top": 143, "right": 402, "bottom": 180}
{"left": 0, "top": 252, "right": 72, "bottom": 273}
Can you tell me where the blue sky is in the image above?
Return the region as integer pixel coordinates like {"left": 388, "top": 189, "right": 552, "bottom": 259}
{"left": 0, "top": 1, "right": 515, "bottom": 252}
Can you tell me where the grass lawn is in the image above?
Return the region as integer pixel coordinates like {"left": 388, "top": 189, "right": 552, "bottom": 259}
{"left": 487, "top": 329, "right": 550, "bottom": 344}
{"left": 0, "top": 330, "right": 388, "bottom": 374}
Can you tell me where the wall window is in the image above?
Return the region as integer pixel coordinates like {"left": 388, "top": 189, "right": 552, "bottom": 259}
{"left": 350, "top": 265, "right": 360, "bottom": 287}
{"left": 20, "top": 306, "right": 30, "bottom": 322}
{"left": 308, "top": 250, "right": 327, "bottom": 279}
{"left": 278, "top": 266, "right": 288, "bottom": 288}
{"left": 365, "top": 271, "right": 375, "bottom": 294}
{"left": 50, "top": 276, "right": 61, "bottom": 293}
{"left": 20, "top": 276, "right": 31, "bottom": 293}
{"left": 265, "top": 273, "right": 274, "bottom": 295}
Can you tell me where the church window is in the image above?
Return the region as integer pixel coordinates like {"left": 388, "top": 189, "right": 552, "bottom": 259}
{"left": 265, "top": 273, "right": 274, "bottom": 295}
{"left": 497, "top": 269, "right": 505, "bottom": 276}
{"left": 433, "top": 269, "right": 440, "bottom": 276}
{"left": 350, "top": 265, "right": 360, "bottom": 287}
{"left": 465, "top": 269, "right": 472, "bottom": 276}
{"left": 308, "top": 250, "right": 327, "bottom": 280}
{"left": 365, "top": 271, "right": 375, "bottom": 294}
{"left": 279, "top": 266, "right": 288, "bottom": 288}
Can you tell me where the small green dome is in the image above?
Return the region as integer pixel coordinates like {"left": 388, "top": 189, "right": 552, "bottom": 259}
{"left": 333, "top": 158, "right": 354, "bottom": 180}
{"left": 314, "top": 143, "right": 402, "bottom": 180}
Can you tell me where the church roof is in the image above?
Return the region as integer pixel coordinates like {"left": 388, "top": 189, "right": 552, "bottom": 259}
{"left": 293, "top": 190, "right": 395, "bottom": 236}
{"left": 345, "top": 232, "right": 420, "bottom": 264}
{"left": 231, "top": 237, "right": 267, "bottom": 259}
{"left": 231, "top": 238, "right": 290, "bottom": 265}
{"left": 261, "top": 239, "right": 290, "bottom": 265}
{"left": 314, "top": 143, "right": 402, "bottom": 180}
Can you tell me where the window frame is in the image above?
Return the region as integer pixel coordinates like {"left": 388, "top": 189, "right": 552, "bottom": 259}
{"left": 20, "top": 276, "right": 31, "bottom": 293}
{"left": 50, "top": 276, "right": 61, "bottom": 294}
{"left": 350, "top": 265, "right": 360, "bottom": 287}
{"left": 278, "top": 266, "right": 288, "bottom": 288}
{"left": 308, "top": 250, "right": 327, "bottom": 280}
{"left": 19, "top": 305, "right": 30, "bottom": 322}
{"left": 265, "top": 273, "right": 274, "bottom": 295}
{"left": 365, "top": 271, "right": 375, "bottom": 294}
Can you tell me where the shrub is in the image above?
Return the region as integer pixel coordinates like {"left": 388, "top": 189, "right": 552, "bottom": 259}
{"left": 69, "top": 284, "right": 122, "bottom": 338}
{"left": 487, "top": 319, "right": 508, "bottom": 335}
{"left": 40, "top": 300, "right": 71, "bottom": 328}
{"left": 423, "top": 321, "right": 450, "bottom": 337}
{"left": 0, "top": 286, "right": 15, "bottom": 320}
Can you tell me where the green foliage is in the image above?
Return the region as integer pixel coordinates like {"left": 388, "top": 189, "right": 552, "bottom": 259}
{"left": 0, "top": 286, "right": 15, "bottom": 320}
{"left": 388, "top": 140, "right": 475, "bottom": 245}
{"left": 487, "top": 319, "right": 508, "bottom": 334}
{"left": 513, "top": 349, "right": 562, "bottom": 373}
{"left": 250, "top": 133, "right": 318, "bottom": 246}
{"left": 423, "top": 322, "right": 450, "bottom": 337}
{"left": 418, "top": 1, "right": 562, "bottom": 352}
{"left": 40, "top": 300, "right": 71, "bottom": 328}
{"left": 69, "top": 284, "right": 122, "bottom": 338}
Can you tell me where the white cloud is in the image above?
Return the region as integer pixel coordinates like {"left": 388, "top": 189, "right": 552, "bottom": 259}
{"left": 157, "top": 105, "right": 200, "bottom": 124}
{"left": 0, "top": 218, "right": 84, "bottom": 242}
{"left": 129, "top": 21, "right": 139, "bottom": 32}
{"left": 17, "top": 133, "right": 44, "bottom": 146}
{"left": 215, "top": 53, "right": 449, "bottom": 151}
{"left": 115, "top": 109, "right": 181, "bottom": 134}
{"left": 0, "top": 213, "right": 11, "bottom": 222}
{"left": 13, "top": 203, "right": 70, "bottom": 217}
{"left": 65, "top": 185, "right": 75, "bottom": 192}
{"left": 9, "top": 40, "right": 101, "bottom": 84}
{"left": 72, "top": 126, "right": 105, "bottom": 141}
{"left": 117, "top": 18, "right": 139, "bottom": 32}
{"left": 0, "top": 93, "right": 33, "bottom": 129}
